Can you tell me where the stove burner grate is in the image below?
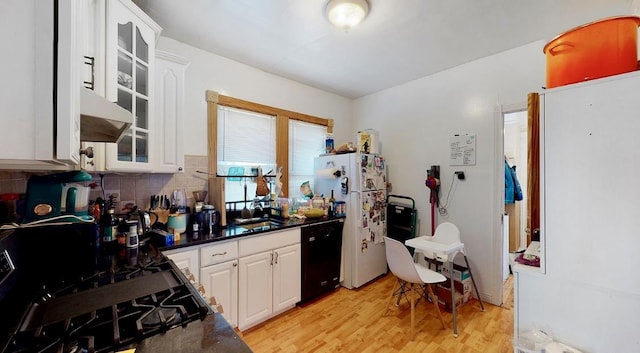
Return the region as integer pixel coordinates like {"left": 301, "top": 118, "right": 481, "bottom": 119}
{"left": 4, "top": 259, "right": 210, "bottom": 353}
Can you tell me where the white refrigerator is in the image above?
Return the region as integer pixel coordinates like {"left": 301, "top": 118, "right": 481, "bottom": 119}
{"left": 314, "top": 153, "right": 387, "bottom": 289}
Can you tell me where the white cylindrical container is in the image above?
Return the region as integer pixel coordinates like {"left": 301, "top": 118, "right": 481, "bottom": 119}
{"left": 126, "top": 220, "right": 139, "bottom": 248}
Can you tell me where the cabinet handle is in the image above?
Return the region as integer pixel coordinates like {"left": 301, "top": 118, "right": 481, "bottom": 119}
{"left": 83, "top": 56, "right": 95, "bottom": 90}
{"left": 233, "top": 262, "right": 237, "bottom": 267}
{"left": 274, "top": 251, "right": 279, "bottom": 265}
{"left": 270, "top": 253, "right": 274, "bottom": 266}
{"left": 211, "top": 251, "right": 228, "bottom": 257}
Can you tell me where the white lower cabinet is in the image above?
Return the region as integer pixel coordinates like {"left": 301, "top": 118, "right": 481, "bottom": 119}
{"left": 200, "top": 260, "right": 238, "bottom": 327}
{"left": 238, "top": 251, "right": 273, "bottom": 328}
{"left": 271, "top": 243, "right": 302, "bottom": 312}
{"left": 238, "top": 229, "right": 301, "bottom": 331}
{"left": 164, "top": 228, "right": 300, "bottom": 331}
{"left": 164, "top": 248, "right": 199, "bottom": 283}
{"left": 199, "top": 240, "right": 239, "bottom": 327}
{"left": 165, "top": 241, "right": 239, "bottom": 327}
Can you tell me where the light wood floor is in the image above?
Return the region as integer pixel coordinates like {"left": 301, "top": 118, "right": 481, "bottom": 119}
{"left": 239, "top": 273, "right": 514, "bottom": 352}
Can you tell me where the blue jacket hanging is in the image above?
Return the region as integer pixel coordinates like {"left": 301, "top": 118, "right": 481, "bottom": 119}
{"left": 505, "top": 159, "right": 523, "bottom": 204}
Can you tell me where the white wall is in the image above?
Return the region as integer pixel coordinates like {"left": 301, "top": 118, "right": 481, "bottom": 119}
{"left": 352, "top": 40, "right": 547, "bottom": 305}
{"left": 155, "top": 37, "right": 353, "bottom": 156}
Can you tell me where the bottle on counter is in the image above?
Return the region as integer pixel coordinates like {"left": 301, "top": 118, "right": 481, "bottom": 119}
{"left": 188, "top": 209, "right": 201, "bottom": 238}
{"left": 328, "top": 190, "right": 336, "bottom": 217}
{"left": 323, "top": 197, "right": 328, "bottom": 216}
{"left": 100, "top": 209, "right": 118, "bottom": 248}
{"left": 116, "top": 221, "right": 128, "bottom": 246}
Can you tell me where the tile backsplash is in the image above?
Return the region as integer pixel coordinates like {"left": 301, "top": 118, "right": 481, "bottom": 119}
{"left": 0, "top": 155, "right": 210, "bottom": 215}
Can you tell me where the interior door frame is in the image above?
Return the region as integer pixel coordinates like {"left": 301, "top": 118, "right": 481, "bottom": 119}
{"left": 494, "top": 101, "right": 527, "bottom": 305}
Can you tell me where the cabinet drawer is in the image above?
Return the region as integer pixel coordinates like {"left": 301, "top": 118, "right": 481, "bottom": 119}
{"left": 239, "top": 228, "right": 301, "bottom": 257}
{"left": 201, "top": 241, "right": 238, "bottom": 267}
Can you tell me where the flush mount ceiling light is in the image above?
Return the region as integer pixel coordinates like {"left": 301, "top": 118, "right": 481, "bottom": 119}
{"left": 326, "top": 0, "right": 369, "bottom": 31}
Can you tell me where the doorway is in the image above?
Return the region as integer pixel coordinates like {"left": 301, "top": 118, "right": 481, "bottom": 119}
{"left": 502, "top": 109, "right": 528, "bottom": 280}
{"left": 504, "top": 111, "right": 528, "bottom": 249}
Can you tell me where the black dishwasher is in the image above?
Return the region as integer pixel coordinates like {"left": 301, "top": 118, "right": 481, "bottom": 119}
{"left": 300, "top": 219, "right": 344, "bottom": 303}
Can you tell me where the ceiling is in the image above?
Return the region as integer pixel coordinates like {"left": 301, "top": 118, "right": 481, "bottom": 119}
{"left": 134, "top": 0, "right": 636, "bottom": 99}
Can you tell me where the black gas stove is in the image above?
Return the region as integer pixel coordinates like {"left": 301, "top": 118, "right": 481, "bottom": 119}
{"left": 0, "top": 222, "right": 212, "bottom": 353}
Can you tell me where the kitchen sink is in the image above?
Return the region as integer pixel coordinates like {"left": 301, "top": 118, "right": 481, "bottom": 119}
{"left": 235, "top": 218, "right": 283, "bottom": 232}
{"left": 233, "top": 217, "right": 268, "bottom": 225}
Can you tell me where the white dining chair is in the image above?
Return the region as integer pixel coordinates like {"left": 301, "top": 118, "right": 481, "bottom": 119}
{"left": 383, "top": 236, "right": 446, "bottom": 339}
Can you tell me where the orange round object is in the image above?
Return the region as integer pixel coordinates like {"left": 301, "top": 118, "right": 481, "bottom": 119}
{"left": 543, "top": 16, "right": 640, "bottom": 88}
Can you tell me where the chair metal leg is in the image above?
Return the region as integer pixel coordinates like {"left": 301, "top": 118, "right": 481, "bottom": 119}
{"left": 449, "top": 261, "right": 458, "bottom": 337}
{"left": 395, "top": 280, "right": 409, "bottom": 306}
{"left": 462, "top": 254, "right": 486, "bottom": 311}
{"left": 410, "top": 283, "right": 416, "bottom": 340}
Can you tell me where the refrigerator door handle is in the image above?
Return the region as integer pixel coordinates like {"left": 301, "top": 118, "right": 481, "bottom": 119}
{"left": 341, "top": 177, "right": 349, "bottom": 194}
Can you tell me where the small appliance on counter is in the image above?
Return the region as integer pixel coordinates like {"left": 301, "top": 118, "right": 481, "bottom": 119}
{"left": 193, "top": 190, "right": 208, "bottom": 212}
{"left": 22, "top": 171, "right": 93, "bottom": 223}
{"left": 201, "top": 204, "right": 220, "bottom": 235}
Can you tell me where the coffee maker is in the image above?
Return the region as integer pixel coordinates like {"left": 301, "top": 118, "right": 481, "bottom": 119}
{"left": 189, "top": 191, "right": 219, "bottom": 235}
{"left": 192, "top": 191, "right": 207, "bottom": 213}
{"left": 200, "top": 204, "right": 220, "bottom": 235}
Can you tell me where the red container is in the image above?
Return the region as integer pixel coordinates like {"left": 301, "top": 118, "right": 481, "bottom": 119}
{"left": 543, "top": 16, "right": 640, "bottom": 88}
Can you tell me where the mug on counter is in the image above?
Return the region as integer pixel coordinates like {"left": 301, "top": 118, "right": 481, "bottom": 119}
{"left": 167, "top": 213, "right": 187, "bottom": 234}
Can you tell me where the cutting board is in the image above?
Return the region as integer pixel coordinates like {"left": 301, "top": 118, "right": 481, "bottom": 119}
{"left": 208, "top": 176, "right": 227, "bottom": 227}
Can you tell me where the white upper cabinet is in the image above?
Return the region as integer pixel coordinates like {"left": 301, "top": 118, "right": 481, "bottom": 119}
{"left": 0, "top": 0, "right": 79, "bottom": 169}
{"left": 153, "top": 51, "right": 189, "bottom": 173}
{"left": 103, "top": 0, "right": 161, "bottom": 172}
{"left": 0, "top": 0, "right": 160, "bottom": 172}
{"left": 82, "top": 1, "right": 185, "bottom": 174}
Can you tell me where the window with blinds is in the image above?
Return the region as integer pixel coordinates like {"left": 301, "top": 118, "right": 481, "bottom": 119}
{"left": 208, "top": 91, "right": 333, "bottom": 204}
{"left": 217, "top": 106, "right": 276, "bottom": 203}
{"left": 288, "top": 120, "right": 327, "bottom": 198}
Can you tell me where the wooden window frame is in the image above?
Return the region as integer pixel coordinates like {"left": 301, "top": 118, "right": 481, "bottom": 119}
{"left": 206, "top": 90, "right": 333, "bottom": 200}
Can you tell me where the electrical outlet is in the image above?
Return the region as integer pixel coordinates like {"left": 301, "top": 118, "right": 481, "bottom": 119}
{"left": 455, "top": 171, "right": 465, "bottom": 180}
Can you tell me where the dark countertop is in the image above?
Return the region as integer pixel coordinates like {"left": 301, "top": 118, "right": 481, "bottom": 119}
{"left": 128, "top": 312, "right": 252, "bottom": 353}
{"left": 158, "top": 216, "right": 344, "bottom": 251}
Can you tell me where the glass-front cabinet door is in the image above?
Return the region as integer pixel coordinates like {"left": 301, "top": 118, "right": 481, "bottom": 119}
{"left": 105, "top": 0, "right": 160, "bottom": 171}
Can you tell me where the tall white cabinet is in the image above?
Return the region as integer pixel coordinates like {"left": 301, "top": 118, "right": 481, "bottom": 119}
{"left": 514, "top": 71, "right": 640, "bottom": 352}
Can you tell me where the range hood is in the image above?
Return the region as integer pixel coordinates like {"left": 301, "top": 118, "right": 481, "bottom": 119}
{"left": 79, "top": 88, "right": 133, "bottom": 143}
